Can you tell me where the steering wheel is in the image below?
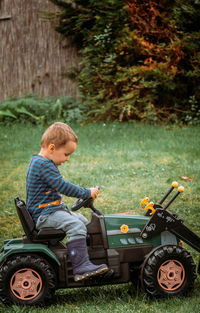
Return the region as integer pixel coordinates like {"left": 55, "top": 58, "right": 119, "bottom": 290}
{"left": 71, "top": 197, "right": 93, "bottom": 212}
{"left": 71, "top": 186, "right": 103, "bottom": 215}
{"left": 71, "top": 198, "right": 103, "bottom": 216}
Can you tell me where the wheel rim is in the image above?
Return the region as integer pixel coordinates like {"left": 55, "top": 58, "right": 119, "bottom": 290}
{"left": 157, "top": 259, "right": 185, "bottom": 291}
{"left": 10, "top": 268, "right": 42, "bottom": 301}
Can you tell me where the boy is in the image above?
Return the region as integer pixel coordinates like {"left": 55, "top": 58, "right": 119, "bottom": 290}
{"left": 26, "top": 122, "right": 108, "bottom": 281}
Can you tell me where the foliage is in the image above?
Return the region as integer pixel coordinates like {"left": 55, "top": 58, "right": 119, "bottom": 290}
{"left": 0, "top": 94, "right": 87, "bottom": 124}
{"left": 47, "top": 0, "right": 200, "bottom": 124}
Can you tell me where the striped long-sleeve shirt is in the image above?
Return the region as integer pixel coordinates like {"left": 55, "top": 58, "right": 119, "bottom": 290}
{"left": 26, "top": 154, "right": 91, "bottom": 223}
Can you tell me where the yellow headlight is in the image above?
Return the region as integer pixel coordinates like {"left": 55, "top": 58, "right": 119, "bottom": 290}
{"left": 120, "top": 224, "right": 129, "bottom": 233}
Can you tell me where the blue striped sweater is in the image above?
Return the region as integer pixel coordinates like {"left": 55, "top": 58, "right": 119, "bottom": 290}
{"left": 26, "top": 155, "right": 91, "bottom": 223}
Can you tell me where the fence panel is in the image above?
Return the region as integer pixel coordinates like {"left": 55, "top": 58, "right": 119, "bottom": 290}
{"left": 0, "top": 0, "right": 78, "bottom": 101}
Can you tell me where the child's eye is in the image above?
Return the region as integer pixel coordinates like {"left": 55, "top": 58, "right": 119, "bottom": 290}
{"left": 65, "top": 153, "right": 69, "bottom": 157}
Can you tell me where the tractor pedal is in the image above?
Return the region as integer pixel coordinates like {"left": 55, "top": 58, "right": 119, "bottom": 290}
{"left": 87, "top": 268, "right": 115, "bottom": 282}
{"left": 103, "top": 268, "right": 115, "bottom": 278}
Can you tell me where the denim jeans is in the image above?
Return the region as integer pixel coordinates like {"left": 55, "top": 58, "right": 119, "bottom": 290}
{"left": 36, "top": 207, "right": 88, "bottom": 241}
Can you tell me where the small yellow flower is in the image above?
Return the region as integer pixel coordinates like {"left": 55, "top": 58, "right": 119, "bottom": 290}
{"left": 120, "top": 224, "right": 129, "bottom": 233}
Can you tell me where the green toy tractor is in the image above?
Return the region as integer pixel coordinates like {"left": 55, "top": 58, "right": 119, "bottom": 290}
{"left": 0, "top": 182, "right": 199, "bottom": 306}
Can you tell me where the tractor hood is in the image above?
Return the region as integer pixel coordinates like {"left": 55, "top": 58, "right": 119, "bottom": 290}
{"left": 104, "top": 214, "right": 161, "bottom": 248}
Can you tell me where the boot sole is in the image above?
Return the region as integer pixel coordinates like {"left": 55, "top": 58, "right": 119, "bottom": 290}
{"left": 74, "top": 266, "right": 109, "bottom": 282}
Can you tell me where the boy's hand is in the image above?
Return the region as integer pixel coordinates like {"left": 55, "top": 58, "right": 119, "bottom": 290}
{"left": 90, "top": 187, "right": 99, "bottom": 200}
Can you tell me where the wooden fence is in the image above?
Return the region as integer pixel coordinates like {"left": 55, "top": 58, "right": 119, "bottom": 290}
{"left": 0, "top": 0, "right": 78, "bottom": 101}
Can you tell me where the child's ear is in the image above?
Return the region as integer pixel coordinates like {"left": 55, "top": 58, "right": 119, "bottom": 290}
{"left": 48, "top": 143, "right": 55, "bottom": 153}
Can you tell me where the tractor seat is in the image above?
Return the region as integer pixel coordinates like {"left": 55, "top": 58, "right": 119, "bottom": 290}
{"left": 14, "top": 196, "right": 65, "bottom": 244}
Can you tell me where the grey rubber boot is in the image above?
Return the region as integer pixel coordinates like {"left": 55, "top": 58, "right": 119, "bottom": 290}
{"left": 67, "top": 238, "right": 108, "bottom": 282}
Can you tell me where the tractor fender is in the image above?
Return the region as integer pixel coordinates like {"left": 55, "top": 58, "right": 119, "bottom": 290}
{"left": 0, "top": 239, "right": 60, "bottom": 266}
{"left": 141, "top": 244, "right": 168, "bottom": 264}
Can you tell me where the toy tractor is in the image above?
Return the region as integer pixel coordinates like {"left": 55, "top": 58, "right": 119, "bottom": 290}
{"left": 0, "top": 182, "right": 200, "bottom": 306}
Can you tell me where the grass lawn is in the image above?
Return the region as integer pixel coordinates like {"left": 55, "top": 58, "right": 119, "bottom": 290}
{"left": 0, "top": 122, "right": 200, "bottom": 312}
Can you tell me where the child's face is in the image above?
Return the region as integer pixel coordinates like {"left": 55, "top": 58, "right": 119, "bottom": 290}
{"left": 49, "top": 141, "right": 77, "bottom": 166}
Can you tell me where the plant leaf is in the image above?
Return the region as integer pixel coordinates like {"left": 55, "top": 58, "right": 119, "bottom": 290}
{"left": 0, "top": 109, "right": 16, "bottom": 119}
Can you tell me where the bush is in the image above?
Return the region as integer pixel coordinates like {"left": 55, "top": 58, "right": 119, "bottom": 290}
{"left": 46, "top": 0, "right": 200, "bottom": 124}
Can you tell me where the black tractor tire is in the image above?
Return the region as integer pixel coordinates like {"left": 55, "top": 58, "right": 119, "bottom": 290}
{"left": 0, "top": 254, "right": 57, "bottom": 306}
{"left": 140, "top": 245, "right": 196, "bottom": 298}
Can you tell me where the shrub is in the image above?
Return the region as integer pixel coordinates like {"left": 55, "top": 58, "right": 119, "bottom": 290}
{"left": 46, "top": 0, "right": 200, "bottom": 124}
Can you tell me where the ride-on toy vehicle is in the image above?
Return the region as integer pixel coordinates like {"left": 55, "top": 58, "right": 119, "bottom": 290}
{"left": 0, "top": 182, "right": 200, "bottom": 306}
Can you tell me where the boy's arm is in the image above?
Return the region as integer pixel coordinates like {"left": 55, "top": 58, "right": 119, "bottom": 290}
{"left": 40, "top": 161, "right": 91, "bottom": 199}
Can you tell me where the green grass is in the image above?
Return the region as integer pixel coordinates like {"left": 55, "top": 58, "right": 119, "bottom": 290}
{"left": 0, "top": 122, "right": 200, "bottom": 312}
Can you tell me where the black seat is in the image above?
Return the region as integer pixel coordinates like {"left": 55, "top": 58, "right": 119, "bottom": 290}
{"left": 14, "top": 196, "right": 65, "bottom": 244}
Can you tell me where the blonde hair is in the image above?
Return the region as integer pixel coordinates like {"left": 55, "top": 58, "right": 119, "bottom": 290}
{"left": 41, "top": 122, "right": 78, "bottom": 148}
